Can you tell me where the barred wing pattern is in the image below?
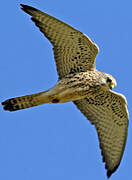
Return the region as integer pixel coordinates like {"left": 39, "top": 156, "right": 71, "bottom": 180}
{"left": 74, "top": 90, "right": 128, "bottom": 178}
{"left": 21, "top": 4, "right": 99, "bottom": 79}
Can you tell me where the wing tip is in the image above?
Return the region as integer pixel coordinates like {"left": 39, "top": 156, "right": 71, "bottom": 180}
{"left": 20, "top": 4, "right": 38, "bottom": 15}
{"left": 107, "top": 164, "right": 119, "bottom": 178}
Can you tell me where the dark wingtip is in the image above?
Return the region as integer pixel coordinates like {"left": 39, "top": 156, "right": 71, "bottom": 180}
{"left": 20, "top": 4, "right": 38, "bottom": 15}
{"left": 1, "top": 99, "right": 19, "bottom": 112}
{"left": 107, "top": 164, "right": 119, "bottom": 178}
{"left": 107, "top": 170, "right": 112, "bottom": 178}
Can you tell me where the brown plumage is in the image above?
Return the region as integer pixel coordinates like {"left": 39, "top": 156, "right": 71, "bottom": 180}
{"left": 1, "top": 4, "right": 129, "bottom": 178}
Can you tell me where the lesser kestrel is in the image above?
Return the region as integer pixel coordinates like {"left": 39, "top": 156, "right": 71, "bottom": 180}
{"left": 1, "top": 4, "right": 129, "bottom": 178}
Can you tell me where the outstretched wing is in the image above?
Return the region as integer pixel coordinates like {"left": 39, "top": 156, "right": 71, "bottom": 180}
{"left": 74, "top": 90, "right": 128, "bottom": 178}
{"left": 20, "top": 4, "right": 99, "bottom": 79}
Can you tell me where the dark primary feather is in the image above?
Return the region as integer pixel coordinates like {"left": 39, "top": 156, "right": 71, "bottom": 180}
{"left": 21, "top": 4, "right": 38, "bottom": 15}
{"left": 107, "top": 165, "right": 119, "bottom": 178}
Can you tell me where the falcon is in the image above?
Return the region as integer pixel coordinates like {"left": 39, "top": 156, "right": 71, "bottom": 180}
{"left": 1, "top": 4, "right": 129, "bottom": 178}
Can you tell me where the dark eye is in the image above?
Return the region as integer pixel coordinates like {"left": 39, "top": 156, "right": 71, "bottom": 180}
{"left": 106, "top": 77, "right": 112, "bottom": 83}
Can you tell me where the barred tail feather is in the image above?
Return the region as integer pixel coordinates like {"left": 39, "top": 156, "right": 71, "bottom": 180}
{"left": 1, "top": 90, "right": 49, "bottom": 111}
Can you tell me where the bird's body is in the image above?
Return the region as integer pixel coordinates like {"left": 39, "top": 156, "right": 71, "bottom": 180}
{"left": 1, "top": 4, "right": 129, "bottom": 178}
{"left": 2, "top": 70, "right": 115, "bottom": 110}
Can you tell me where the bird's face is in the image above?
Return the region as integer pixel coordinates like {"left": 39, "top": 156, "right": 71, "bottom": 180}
{"left": 104, "top": 73, "right": 117, "bottom": 89}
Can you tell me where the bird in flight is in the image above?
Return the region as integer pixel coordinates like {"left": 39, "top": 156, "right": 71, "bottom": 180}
{"left": 1, "top": 4, "right": 129, "bottom": 178}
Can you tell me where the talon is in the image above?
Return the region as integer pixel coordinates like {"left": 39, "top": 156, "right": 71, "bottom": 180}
{"left": 52, "top": 99, "right": 60, "bottom": 103}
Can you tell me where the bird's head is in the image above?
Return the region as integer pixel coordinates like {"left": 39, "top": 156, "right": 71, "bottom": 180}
{"left": 104, "top": 73, "right": 117, "bottom": 89}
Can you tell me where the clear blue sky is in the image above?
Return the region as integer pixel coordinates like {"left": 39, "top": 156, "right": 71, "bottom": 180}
{"left": 0, "top": 0, "right": 132, "bottom": 180}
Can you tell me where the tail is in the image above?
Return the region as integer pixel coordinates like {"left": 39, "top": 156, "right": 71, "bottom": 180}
{"left": 2, "top": 82, "right": 82, "bottom": 111}
{"left": 1, "top": 90, "right": 50, "bottom": 111}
